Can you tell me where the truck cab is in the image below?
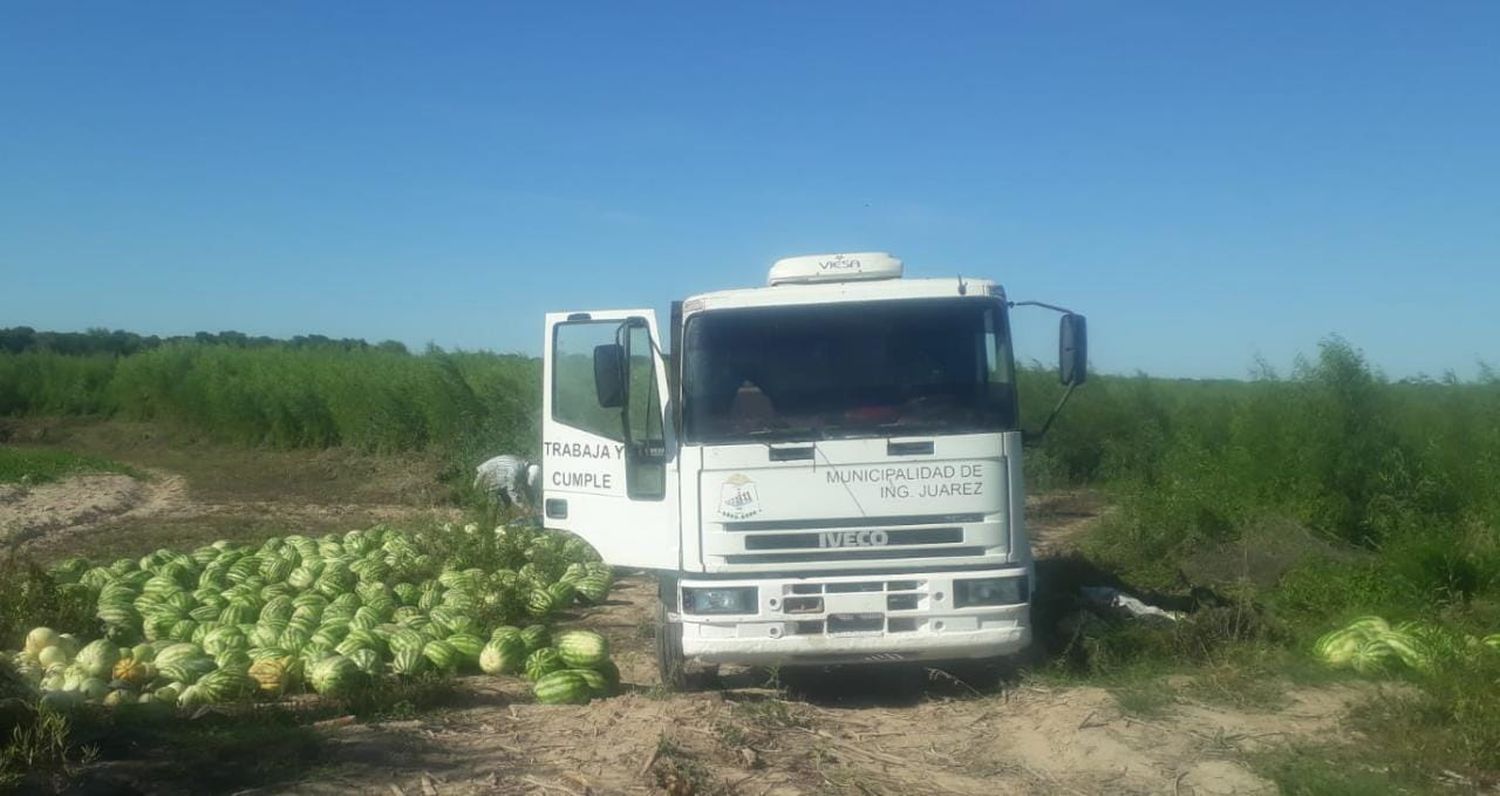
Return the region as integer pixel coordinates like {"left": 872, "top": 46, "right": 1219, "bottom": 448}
{"left": 540, "top": 252, "right": 1086, "bottom": 683}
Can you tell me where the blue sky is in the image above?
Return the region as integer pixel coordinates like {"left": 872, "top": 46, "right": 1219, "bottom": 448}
{"left": 2, "top": 2, "right": 1496, "bottom": 379}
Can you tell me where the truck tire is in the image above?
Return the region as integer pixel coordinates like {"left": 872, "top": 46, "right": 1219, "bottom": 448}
{"left": 654, "top": 598, "right": 689, "bottom": 691}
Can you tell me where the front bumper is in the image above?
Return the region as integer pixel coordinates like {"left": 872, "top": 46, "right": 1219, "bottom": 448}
{"left": 675, "top": 567, "right": 1031, "bottom": 666}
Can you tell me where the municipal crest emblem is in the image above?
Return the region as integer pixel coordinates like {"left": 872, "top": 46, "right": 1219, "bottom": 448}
{"left": 718, "top": 474, "right": 761, "bottom": 520}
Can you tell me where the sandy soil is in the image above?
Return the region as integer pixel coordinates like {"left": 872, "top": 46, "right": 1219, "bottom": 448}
{"left": 1, "top": 473, "right": 186, "bottom": 548}
{"left": 0, "top": 467, "right": 460, "bottom": 558}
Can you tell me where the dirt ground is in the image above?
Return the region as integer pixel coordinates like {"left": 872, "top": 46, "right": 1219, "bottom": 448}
{"left": 1, "top": 419, "right": 462, "bottom": 561}
{"left": 0, "top": 468, "right": 459, "bottom": 560}
{"left": 3, "top": 435, "right": 1381, "bottom": 795}
{"left": 254, "top": 575, "right": 1370, "bottom": 796}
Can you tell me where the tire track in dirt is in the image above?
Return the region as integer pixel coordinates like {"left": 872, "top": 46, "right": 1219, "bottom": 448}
{"left": 2, "top": 468, "right": 461, "bottom": 558}
{"left": 0, "top": 471, "right": 186, "bottom": 549}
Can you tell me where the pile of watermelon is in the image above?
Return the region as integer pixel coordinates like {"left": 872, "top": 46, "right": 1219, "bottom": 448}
{"left": 479, "top": 626, "right": 618, "bottom": 705}
{"left": 1314, "top": 615, "right": 1500, "bottom": 675}
{"left": 5, "top": 523, "right": 618, "bottom": 710}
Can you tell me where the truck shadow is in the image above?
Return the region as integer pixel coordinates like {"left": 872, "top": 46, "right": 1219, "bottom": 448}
{"left": 739, "top": 554, "right": 1241, "bottom": 708}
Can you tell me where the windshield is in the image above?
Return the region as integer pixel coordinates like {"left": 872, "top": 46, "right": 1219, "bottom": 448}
{"left": 683, "top": 297, "right": 1017, "bottom": 443}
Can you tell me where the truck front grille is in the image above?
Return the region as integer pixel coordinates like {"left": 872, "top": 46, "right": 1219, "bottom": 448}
{"left": 768, "top": 578, "right": 933, "bottom": 635}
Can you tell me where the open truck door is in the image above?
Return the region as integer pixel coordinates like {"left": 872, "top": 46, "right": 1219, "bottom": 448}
{"left": 541, "top": 310, "right": 679, "bottom": 570}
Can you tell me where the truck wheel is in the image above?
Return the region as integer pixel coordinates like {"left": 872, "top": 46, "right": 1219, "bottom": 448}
{"left": 655, "top": 599, "right": 689, "bottom": 691}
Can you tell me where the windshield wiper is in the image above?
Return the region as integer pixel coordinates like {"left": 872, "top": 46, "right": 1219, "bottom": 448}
{"left": 746, "top": 426, "right": 826, "bottom": 442}
{"left": 874, "top": 420, "right": 957, "bottom": 435}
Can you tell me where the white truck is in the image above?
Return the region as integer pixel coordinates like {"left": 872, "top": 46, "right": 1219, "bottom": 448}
{"left": 540, "top": 252, "right": 1086, "bottom": 686}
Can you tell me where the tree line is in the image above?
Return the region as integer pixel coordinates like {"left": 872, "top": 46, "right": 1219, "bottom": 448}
{"left": 0, "top": 327, "right": 411, "bottom": 357}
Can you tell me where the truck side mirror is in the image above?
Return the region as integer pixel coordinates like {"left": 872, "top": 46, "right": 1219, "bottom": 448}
{"left": 1060, "top": 313, "right": 1087, "bottom": 386}
{"left": 593, "top": 343, "right": 627, "bottom": 408}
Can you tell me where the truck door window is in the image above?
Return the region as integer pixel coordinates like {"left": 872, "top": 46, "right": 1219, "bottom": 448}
{"left": 625, "top": 323, "right": 666, "bottom": 500}
{"left": 552, "top": 321, "right": 627, "bottom": 442}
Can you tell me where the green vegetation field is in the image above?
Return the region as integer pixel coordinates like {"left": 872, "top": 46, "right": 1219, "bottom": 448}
{"left": 0, "top": 447, "right": 136, "bottom": 485}
{"left": 3, "top": 328, "right": 1499, "bottom": 790}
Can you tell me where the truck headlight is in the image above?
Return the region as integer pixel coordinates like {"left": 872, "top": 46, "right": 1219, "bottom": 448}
{"left": 954, "top": 576, "right": 1027, "bottom": 608}
{"left": 682, "top": 587, "right": 758, "bottom": 615}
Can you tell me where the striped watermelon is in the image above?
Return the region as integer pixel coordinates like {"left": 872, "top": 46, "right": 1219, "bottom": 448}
{"left": 479, "top": 636, "right": 526, "bottom": 675}
{"left": 1313, "top": 628, "right": 1363, "bottom": 667}
{"left": 164, "top": 592, "right": 196, "bottom": 613}
{"left": 199, "top": 669, "right": 254, "bottom": 701}
{"left": 438, "top": 570, "right": 477, "bottom": 592}
{"left": 155, "top": 643, "right": 204, "bottom": 668}
{"left": 178, "top": 683, "right": 214, "bottom": 707}
{"left": 1376, "top": 630, "right": 1434, "bottom": 673}
{"left": 391, "top": 648, "right": 427, "bottom": 676}
{"left": 386, "top": 628, "right": 426, "bottom": 655}
{"left": 526, "top": 589, "right": 556, "bottom": 618}
{"left": 202, "top": 627, "right": 247, "bottom": 657}
{"left": 288, "top": 566, "right": 319, "bottom": 590}
{"left": 595, "top": 658, "right": 621, "bottom": 690}
{"left": 423, "top": 640, "right": 460, "bottom": 672}
{"left": 76, "top": 640, "right": 120, "bottom": 679}
{"left": 350, "top": 606, "right": 382, "bottom": 631}
{"left": 520, "top": 625, "right": 549, "bottom": 652}
{"left": 428, "top": 607, "right": 465, "bottom": 634}
{"left": 158, "top": 656, "right": 214, "bottom": 685}
{"left": 1344, "top": 616, "right": 1391, "bottom": 635}
{"left": 393, "top": 583, "right": 422, "bottom": 606}
{"left": 446, "top": 634, "right": 485, "bottom": 665}
{"left": 344, "top": 628, "right": 385, "bottom": 655}
{"left": 490, "top": 626, "right": 523, "bottom": 645}
{"left": 300, "top": 642, "right": 336, "bottom": 666}
{"left": 346, "top": 648, "right": 382, "bottom": 675}
{"left": 169, "top": 619, "right": 199, "bottom": 642}
{"left": 558, "top": 563, "right": 588, "bottom": 585}
{"left": 441, "top": 589, "right": 478, "bottom": 611}
{"left": 260, "top": 582, "right": 296, "bottom": 602}
{"left": 547, "top": 580, "right": 577, "bottom": 607}
{"left": 279, "top": 625, "right": 313, "bottom": 651}
{"left": 391, "top": 606, "right": 424, "bottom": 625}
{"left": 574, "top": 573, "right": 612, "bottom": 604}
{"left": 292, "top": 592, "right": 329, "bottom": 610}
{"left": 335, "top": 637, "right": 373, "bottom": 659}
{"left": 363, "top": 594, "right": 396, "bottom": 620}
{"left": 214, "top": 649, "right": 252, "bottom": 674}
{"left": 533, "top": 670, "right": 591, "bottom": 705}
{"left": 249, "top": 623, "right": 283, "bottom": 649}
{"left": 1351, "top": 638, "right": 1395, "bottom": 675}
{"left": 524, "top": 648, "right": 565, "bottom": 681}
{"left": 259, "top": 597, "right": 295, "bottom": 624}
{"left": 219, "top": 602, "right": 255, "bottom": 626}
{"left": 568, "top": 667, "right": 609, "bottom": 696}
{"left": 312, "top": 625, "right": 349, "bottom": 648}
{"left": 309, "top": 654, "right": 367, "bottom": 698}
{"left": 556, "top": 631, "right": 609, "bottom": 668}
{"left": 248, "top": 646, "right": 294, "bottom": 661}
{"left": 98, "top": 605, "right": 140, "bottom": 628}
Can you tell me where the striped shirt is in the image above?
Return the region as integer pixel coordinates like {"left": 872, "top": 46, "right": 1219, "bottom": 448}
{"left": 474, "top": 455, "right": 533, "bottom": 505}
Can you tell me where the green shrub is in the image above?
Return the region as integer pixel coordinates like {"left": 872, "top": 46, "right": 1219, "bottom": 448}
{"left": 0, "top": 555, "right": 96, "bottom": 651}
